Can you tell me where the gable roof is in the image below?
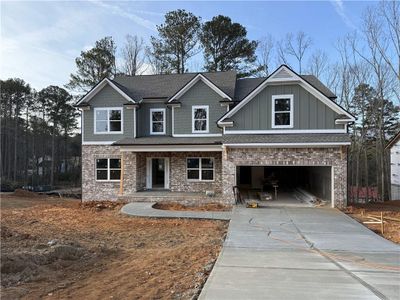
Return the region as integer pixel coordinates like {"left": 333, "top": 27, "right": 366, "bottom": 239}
{"left": 218, "top": 65, "right": 355, "bottom": 125}
{"left": 112, "top": 70, "right": 237, "bottom": 101}
{"left": 75, "top": 78, "right": 136, "bottom": 106}
{"left": 386, "top": 131, "right": 400, "bottom": 150}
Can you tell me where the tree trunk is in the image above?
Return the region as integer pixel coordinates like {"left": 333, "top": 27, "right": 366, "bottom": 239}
{"left": 50, "top": 125, "right": 55, "bottom": 187}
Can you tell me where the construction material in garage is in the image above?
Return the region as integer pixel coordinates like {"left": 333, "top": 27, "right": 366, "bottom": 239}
{"left": 237, "top": 166, "right": 331, "bottom": 207}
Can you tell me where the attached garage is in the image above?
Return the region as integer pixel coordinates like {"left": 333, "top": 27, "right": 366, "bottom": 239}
{"left": 236, "top": 165, "right": 332, "bottom": 206}
{"left": 221, "top": 142, "right": 349, "bottom": 208}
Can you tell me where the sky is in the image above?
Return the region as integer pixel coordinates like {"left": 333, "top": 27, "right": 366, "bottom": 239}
{"left": 1, "top": 0, "right": 374, "bottom": 91}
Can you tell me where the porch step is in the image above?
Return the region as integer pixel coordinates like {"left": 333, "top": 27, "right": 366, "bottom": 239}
{"left": 118, "top": 192, "right": 223, "bottom": 205}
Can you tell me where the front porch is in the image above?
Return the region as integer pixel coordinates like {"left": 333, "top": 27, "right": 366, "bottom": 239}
{"left": 118, "top": 190, "right": 224, "bottom": 205}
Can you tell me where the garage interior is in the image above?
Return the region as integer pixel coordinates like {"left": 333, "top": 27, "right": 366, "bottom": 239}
{"left": 236, "top": 166, "right": 332, "bottom": 207}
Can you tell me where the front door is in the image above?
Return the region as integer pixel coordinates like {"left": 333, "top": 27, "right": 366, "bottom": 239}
{"left": 146, "top": 158, "right": 169, "bottom": 189}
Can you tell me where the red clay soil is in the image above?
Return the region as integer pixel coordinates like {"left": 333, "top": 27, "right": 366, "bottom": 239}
{"left": 343, "top": 201, "right": 400, "bottom": 244}
{"left": 153, "top": 202, "right": 232, "bottom": 212}
{"left": 0, "top": 194, "right": 228, "bottom": 300}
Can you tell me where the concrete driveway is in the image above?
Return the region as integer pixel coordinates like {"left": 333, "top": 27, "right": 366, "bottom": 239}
{"left": 199, "top": 207, "right": 400, "bottom": 300}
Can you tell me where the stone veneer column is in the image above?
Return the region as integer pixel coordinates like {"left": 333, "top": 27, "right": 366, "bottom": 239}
{"left": 122, "top": 152, "right": 137, "bottom": 195}
{"left": 222, "top": 147, "right": 236, "bottom": 204}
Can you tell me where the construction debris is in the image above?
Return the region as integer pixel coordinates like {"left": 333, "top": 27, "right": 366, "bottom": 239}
{"left": 293, "top": 188, "right": 327, "bottom": 207}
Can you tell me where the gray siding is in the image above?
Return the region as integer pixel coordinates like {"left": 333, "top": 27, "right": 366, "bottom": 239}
{"left": 227, "top": 84, "right": 343, "bottom": 131}
{"left": 174, "top": 80, "right": 225, "bottom": 135}
{"left": 83, "top": 85, "right": 134, "bottom": 142}
{"left": 137, "top": 102, "right": 172, "bottom": 137}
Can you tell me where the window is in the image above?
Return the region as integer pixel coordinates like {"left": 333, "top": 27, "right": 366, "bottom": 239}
{"left": 96, "top": 158, "right": 121, "bottom": 181}
{"left": 150, "top": 108, "right": 166, "bottom": 135}
{"left": 95, "top": 108, "right": 123, "bottom": 134}
{"left": 192, "top": 106, "right": 209, "bottom": 133}
{"left": 187, "top": 158, "right": 214, "bottom": 181}
{"left": 272, "top": 95, "right": 293, "bottom": 128}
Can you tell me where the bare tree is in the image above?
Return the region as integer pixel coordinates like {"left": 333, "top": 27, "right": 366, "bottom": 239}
{"left": 276, "top": 39, "right": 290, "bottom": 67}
{"left": 283, "top": 31, "right": 312, "bottom": 73}
{"left": 306, "top": 49, "right": 328, "bottom": 78}
{"left": 120, "top": 35, "right": 146, "bottom": 76}
{"left": 257, "top": 34, "right": 274, "bottom": 76}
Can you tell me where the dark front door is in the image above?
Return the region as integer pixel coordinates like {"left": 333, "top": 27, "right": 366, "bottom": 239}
{"left": 152, "top": 158, "right": 165, "bottom": 188}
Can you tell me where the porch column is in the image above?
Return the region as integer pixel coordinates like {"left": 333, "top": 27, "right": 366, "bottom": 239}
{"left": 119, "top": 152, "right": 125, "bottom": 196}
{"left": 221, "top": 146, "right": 235, "bottom": 204}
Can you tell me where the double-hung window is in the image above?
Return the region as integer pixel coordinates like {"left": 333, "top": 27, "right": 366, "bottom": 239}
{"left": 95, "top": 108, "right": 123, "bottom": 133}
{"left": 187, "top": 158, "right": 214, "bottom": 181}
{"left": 192, "top": 105, "right": 209, "bottom": 133}
{"left": 272, "top": 95, "right": 293, "bottom": 128}
{"left": 150, "top": 108, "right": 166, "bottom": 135}
{"left": 96, "top": 158, "right": 121, "bottom": 181}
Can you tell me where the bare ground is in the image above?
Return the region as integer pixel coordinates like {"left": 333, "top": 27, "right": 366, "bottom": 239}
{"left": 343, "top": 201, "right": 400, "bottom": 244}
{"left": 0, "top": 193, "right": 228, "bottom": 299}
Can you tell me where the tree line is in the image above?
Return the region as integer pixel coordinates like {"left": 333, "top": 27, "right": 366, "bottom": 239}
{"left": 1, "top": 1, "right": 399, "bottom": 200}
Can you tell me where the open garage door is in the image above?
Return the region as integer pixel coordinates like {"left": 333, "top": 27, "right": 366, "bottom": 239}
{"left": 236, "top": 166, "right": 332, "bottom": 207}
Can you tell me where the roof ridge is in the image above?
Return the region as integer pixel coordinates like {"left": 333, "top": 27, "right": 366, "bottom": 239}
{"left": 115, "top": 69, "right": 237, "bottom": 78}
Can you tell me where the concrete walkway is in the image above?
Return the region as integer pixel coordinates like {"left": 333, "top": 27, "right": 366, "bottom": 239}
{"left": 199, "top": 207, "right": 400, "bottom": 300}
{"left": 120, "top": 202, "right": 232, "bottom": 220}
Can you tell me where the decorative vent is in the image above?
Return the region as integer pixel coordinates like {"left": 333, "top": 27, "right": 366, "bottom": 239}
{"left": 273, "top": 68, "right": 293, "bottom": 79}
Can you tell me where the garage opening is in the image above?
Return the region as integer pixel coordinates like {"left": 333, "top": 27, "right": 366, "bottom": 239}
{"left": 236, "top": 166, "right": 332, "bottom": 207}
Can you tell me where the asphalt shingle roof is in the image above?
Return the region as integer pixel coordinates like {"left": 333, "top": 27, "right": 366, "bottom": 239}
{"left": 112, "top": 70, "right": 237, "bottom": 101}
{"left": 114, "top": 136, "right": 222, "bottom": 146}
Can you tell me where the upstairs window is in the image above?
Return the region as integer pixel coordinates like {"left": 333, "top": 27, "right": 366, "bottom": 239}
{"left": 192, "top": 105, "right": 209, "bottom": 133}
{"left": 95, "top": 108, "right": 123, "bottom": 134}
{"left": 272, "top": 95, "right": 293, "bottom": 128}
{"left": 96, "top": 158, "right": 121, "bottom": 181}
{"left": 150, "top": 108, "right": 166, "bottom": 135}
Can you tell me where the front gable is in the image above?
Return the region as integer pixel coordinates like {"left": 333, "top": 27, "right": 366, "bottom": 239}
{"left": 173, "top": 80, "right": 226, "bottom": 136}
{"left": 227, "top": 84, "right": 343, "bottom": 132}
{"left": 219, "top": 65, "right": 355, "bottom": 133}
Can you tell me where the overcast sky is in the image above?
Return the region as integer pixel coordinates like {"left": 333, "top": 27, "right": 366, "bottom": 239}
{"left": 1, "top": 0, "right": 372, "bottom": 91}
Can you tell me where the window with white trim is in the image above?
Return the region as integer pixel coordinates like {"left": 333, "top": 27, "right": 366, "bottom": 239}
{"left": 187, "top": 157, "right": 214, "bottom": 181}
{"left": 95, "top": 108, "right": 123, "bottom": 133}
{"left": 272, "top": 95, "right": 293, "bottom": 128}
{"left": 96, "top": 158, "right": 121, "bottom": 181}
{"left": 192, "top": 106, "right": 209, "bottom": 133}
{"left": 150, "top": 108, "right": 166, "bottom": 135}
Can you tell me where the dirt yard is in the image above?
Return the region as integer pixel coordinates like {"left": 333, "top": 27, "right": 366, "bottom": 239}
{"left": 153, "top": 202, "right": 232, "bottom": 212}
{"left": 343, "top": 201, "right": 400, "bottom": 244}
{"left": 0, "top": 192, "right": 228, "bottom": 299}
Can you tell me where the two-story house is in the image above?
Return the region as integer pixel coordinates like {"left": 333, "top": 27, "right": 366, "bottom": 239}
{"left": 76, "top": 65, "right": 355, "bottom": 207}
{"left": 386, "top": 132, "right": 400, "bottom": 200}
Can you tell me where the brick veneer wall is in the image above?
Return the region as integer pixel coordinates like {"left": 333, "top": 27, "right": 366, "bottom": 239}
{"left": 82, "top": 146, "right": 222, "bottom": 201}
{"left": 222, "top": 147, "right": 348, "bottom": 207}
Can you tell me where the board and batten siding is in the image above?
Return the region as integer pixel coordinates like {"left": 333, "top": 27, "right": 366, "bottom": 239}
{"left": 227, "top": 84, "right": 343, "bottom": 131}
{"left": 173, "top": 80, "right": 225, "bottom": 135}
{"left": 137, "top": 102, "right": 172, "bottom": 137}
{"left": 83, "top": 84, "right": 134, "bottom": 142}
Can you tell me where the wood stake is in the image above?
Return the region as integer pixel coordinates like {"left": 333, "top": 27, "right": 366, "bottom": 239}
{"left": 381, "top": 211, "right": 384, "bottom": 235}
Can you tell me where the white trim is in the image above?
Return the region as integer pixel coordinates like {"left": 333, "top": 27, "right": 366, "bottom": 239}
{"left": 133, "top": 107, "right": 137, "bottom": 138}
{"left": 172, "top": 106, "right": 175, "bottom": 136}
{"left": 224, "top": 129, "right": 346, "bottom": 134}
{"left": 149, "top": 108, "right": 166, "bottom": 135}
{"left": 76, "top": 78, "right": 136, "bottom": 105}
{"left": 335, "top": 119, "right": 353, "bottom": 124}
{"left": 271, "top": 94, "right": 294, "bottom": 129}
{"left": 168, "top": 74, "right": 232, "bottom": 102}
{"left": 95, "top": 157, "right": 121, "bottom": 182}
{"left": 94, "top": 107, "right": 123, "bottom": 134}
{"left": 173, "top": 133, "right": 222, "bottom": 137}
{"left": 120, "top": 145, "right": 222, "bottom": 152}
{"left": 192, "top": 105, "right": 209, "bottom": 133}
{"left": 223, "top": 142, "right": 351, "bottom": 148}
{"left": 218, "top": 65, "right": 355, "bottom": 124}
{"left": 82, "top": 141, "right": 116, "bottom": 145}
{"left": 186, "top": 157, "right": 215, "bottom": 182}
{"left": 81, "top": 110, "right": 84, "bottom": 144}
